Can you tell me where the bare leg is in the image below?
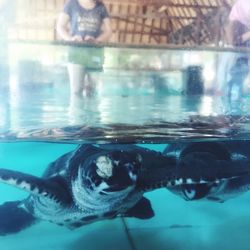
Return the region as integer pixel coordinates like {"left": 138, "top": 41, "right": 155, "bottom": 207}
{"left": 83, "top": 73, "right": 96, "bottom": 97}
{"left": 67, "top": 63, "right": 86, "bottom": 96}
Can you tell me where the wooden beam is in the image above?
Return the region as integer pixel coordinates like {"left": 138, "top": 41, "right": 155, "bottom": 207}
{"left": 117, "top": 4, "right": 122, "bottom": 43}
{"left": 117, "top": 30, "right": 168, "bottom": 36}
{"left": 123, "top": 4, "right": 130, "bottom": 43}
{"left": 110, "top": 13, "right": 196, "bottom": 20}
{"left": 149, "top": 18, "right": 154, "bottom": 43}
{"left": 104, "top": 0, "right": 219, "bottom": 9}
{"left": 140, "top": 17, "right": 146, "bottom": 43}
{"left": 193, "top": 0, "right": 203, "bottom": 45}
{"left": 113, "top": 16, "right": 167, "bottom": 33}
{"left": 131, "top": 5, "right": 140, "bottom": 43}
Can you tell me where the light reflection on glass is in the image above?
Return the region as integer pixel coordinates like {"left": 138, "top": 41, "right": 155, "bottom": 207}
{"left": 199, "top": 96, "right": 214, "bottom": 117}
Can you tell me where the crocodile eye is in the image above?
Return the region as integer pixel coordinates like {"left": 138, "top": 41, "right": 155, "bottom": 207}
{"left": 95, "top": 156, "right": 113, "bottom": 179}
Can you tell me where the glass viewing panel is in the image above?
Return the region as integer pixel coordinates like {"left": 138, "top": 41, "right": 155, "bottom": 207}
{"left": 0, "top": 0, "right": 249, "bottom": 142}
{"left": 0, "top": 41, "right": 248, "bottom": 142}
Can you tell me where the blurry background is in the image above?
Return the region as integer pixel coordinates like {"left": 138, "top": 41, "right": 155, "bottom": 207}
{"left": 0, "top": 0, "right": 248, "bottom": 141}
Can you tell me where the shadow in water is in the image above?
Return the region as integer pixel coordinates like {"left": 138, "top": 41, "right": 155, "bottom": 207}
{"left": 67, "top": 221, "right": 132, "bottom": 250}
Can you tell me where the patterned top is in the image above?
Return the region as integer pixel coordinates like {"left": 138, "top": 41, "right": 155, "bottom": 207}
{"left": 63, "top": 0, "right": 109, "bottom": 38}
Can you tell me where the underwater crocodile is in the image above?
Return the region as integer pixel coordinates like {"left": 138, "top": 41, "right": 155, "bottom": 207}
{"left": 164, "top": 141, "right": 250, "bottom": 202}
{"left": 0, "top": 144, "right": 249, "bottom": 236}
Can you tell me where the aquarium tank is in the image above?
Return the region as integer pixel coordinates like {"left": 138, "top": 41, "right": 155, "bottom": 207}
{"left": 1, "top": 0, "right": 250, "bottom": 250}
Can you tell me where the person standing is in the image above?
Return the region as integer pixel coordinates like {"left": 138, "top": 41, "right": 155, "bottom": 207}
{"left": 226, "top": 0, "right": 250, "bottom": 100}
{"left": 56, "top": 0, "right": 112, "bottom": 97}
{"left": 0, "top": 0, "right": 16, "bottom": 90}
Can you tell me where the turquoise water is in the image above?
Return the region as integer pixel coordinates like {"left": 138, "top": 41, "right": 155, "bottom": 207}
{"left": 1, "top": 45, "right": 250, "bottom": 249}
{"left": 1, "top": 83, "right": 250, "bottom": 249}
{"left": 2, "top": 84, "right": 250, "bottom": 142}
{"left": 1, "top": 141, "right": 250, "bottom": 250}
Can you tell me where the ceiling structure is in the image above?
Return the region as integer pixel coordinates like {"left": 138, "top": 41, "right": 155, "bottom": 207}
{"left": 104, "top": 0, "right": 234, "bottom": 45}
{"left": 8, "top": 0, "right": 235, "bottom": 46}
